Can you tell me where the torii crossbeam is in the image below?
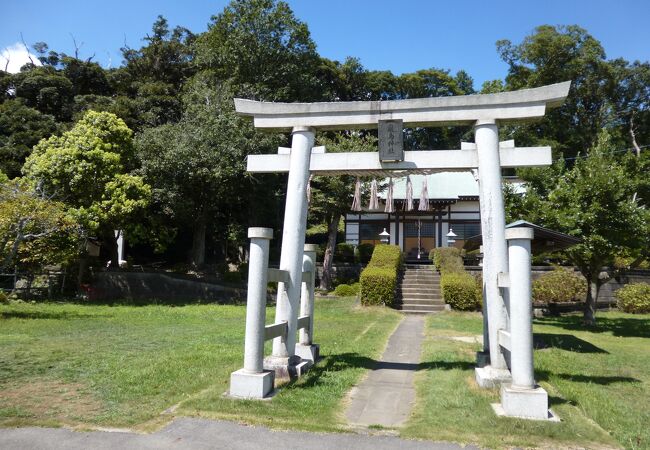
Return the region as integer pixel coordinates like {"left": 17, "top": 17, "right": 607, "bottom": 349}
{"left": 235, "top": 82, "right": 570, "bottom": 130}
{"left": 247, "top": 145, "right": 552, "bottom": 176}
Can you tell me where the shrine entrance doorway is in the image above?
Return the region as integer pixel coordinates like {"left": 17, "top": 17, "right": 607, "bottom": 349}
{"left": 404, "top": 219, "right": 435, "bottom": 261}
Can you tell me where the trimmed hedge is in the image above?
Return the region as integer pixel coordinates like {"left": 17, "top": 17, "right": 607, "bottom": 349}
{"left": 369, "top": 244, "right": 402, "bottom": 269}
{"left": 360, "top": 267, "right": 397, "bottom": 306}
{"left": 359, "top": 244, "right": 402, "bottom": 307}
{"left": 431, "top": 247, "right": 481, "bottom": 310}
{"left": 430, "top": 247, "right": 464, "bottom": 273}
{"left": 440, "top": 272, "right": 481, "bottom": 311}
{"left": 532, "top": 267, "right": 586, "bottom": 304}
{"left": 334, "top": 282, "right": 360, "bottom": 297}
{"left": 616, "top": 283, "right": 650, "bottom": 313}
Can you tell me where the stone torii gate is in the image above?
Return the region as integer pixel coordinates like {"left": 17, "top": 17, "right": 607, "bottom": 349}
{"left": 229, "top": 82, "right": 570, "bottom": 419}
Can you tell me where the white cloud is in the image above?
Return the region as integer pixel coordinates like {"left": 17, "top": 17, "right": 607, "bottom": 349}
{"left": 0, "top": 42, "right": 42, "bottom": 73}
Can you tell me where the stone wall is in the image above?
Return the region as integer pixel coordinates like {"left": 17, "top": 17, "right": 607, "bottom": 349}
{"left": 314, "top": 263, "right": 365, "bottom": 287}
{"left": 599, "top": 269, "right": 650, "bottom": 303}
{"left": 91, "top": 265, "right": 650, "bottom": 304}
{"left": 90, "top": 271, "right": 245, "bottom": 302}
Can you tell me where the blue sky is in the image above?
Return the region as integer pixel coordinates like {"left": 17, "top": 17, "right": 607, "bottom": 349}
{"left": 2, "top": 0, "right": 649, "bottom": 87}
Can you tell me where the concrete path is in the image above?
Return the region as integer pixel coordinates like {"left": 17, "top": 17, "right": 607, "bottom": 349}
{"left": 0, "top": 417, "right": 477, "bottom": 450}
{"left": 345, "top": 314, "right": 425, "bottom": 428}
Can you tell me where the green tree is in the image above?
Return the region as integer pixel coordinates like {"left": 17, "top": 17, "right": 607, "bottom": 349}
{"left": 497, "top": 25, "right": 616, "bottom": 158}
{"left": 62, "top": 57, "right": 112, "bottom": 97}
{"left": 316, "top": 57, "right": 373, "bottom": 102}
{"left": 11, "top": 65, "right": 74, "bottom": 121}
{"left": 115, "top": 15, "right": 195, "bottom": 129}
{"left": 480, "top": 79, "right": 505, "bottom": 94}
{"left": 0, "top": 179, "right": 79, "bottom": 272}
{"left": 396, "top": 68, "right": 474, "bottom": 150}
{"left": 609, "top": 59, "right": 650, "bottom": 154}
{"left": 540, "top": 132, "right": 648, "bottom": 324}
{"left": 0, "top": 99, "right": 59, "bottom": 178}
{"left": 22, "top": 111, "right": 150, "bottom": 266}
{"left": 136, "top": 76, "right": 280, "bottom": 266}
{"left": 194, "top": 0, "right": 320, "bottom": 101}
{"left": 121, "top": 16, "right": 194, "bottom": 91}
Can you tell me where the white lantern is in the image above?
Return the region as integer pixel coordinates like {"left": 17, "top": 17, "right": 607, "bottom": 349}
{"left": 446, "top": 228, "right": 458, "bottom": 246}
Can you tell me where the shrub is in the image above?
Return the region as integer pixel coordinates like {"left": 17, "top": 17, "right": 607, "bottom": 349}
{"left": 359, "top": 244, "right": 402, "bottom": 307}
{"left": 215, "top": 262, "right": 229, "bottom": 276}
{"left": 532, "top": 267, "right": 586, "bottom": 304}
{"left": 335, "top": 243, "right": 355, "bottom": 263}
{"left": 430, "top": 247, "right": 464, "bottom": 273}
{"left": 334, "top": 274, "right": 357, "bottom": 286}
{"left": 616, "top": 283, "right": 650, "bottom": 313}
{"left": 360, "top": 267, "right": 397, "bottom": 306}
{"left": 357, "top": 243, "right": 375, "bottom": 264}
{"left": 237, "top": 262, "right": 249, "bottom": 279}
{"left": 222, "top": 271, "right": 242, "bottom": 284}
{"left": 368, "top": 244, "right": 402, "bottom": 269}
{"left": 0, "top": 291, "right": 9, "bottom": 304}
{"left": 614, "top": 255, "right": 650, "bottom": 270}
{"left": 334, "top": 282, "right": 360, "bottom": 297}
{"left": 440, "top": 272, "right": 481, "bottom": 310}
{"left": 429, "top": 247, "right": 480, "bottom": 310}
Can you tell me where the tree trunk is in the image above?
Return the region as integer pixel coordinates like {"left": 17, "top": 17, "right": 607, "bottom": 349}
{"left": 321, "top": 213, "right": 341, "bottom": 291}
{"left": 191, "top": 217, "right": 207, "bottom": 267}
{"left": 630, "top": 113, "right": 642, "bottom": 158}
{"left": 2, "top": 219, "right": 26, "bottom": 270}
{"left": 584, "top": 273, "right": 600, "bottom": 326}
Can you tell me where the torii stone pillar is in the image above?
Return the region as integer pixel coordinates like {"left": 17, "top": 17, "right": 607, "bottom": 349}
{"left": 495, "top": 227, "right": 554, "bottom": 420}
{"left": 265, "top": 126, "right": 315, "bottom": 379}
{"left": 230, "top": 228, "right": 275, "bottom": 398}
{"left": 296, "top": 244, "right": 319, "bottom": 363}
{"left": 474, "top": 120, "right": 511, "bottom": 386}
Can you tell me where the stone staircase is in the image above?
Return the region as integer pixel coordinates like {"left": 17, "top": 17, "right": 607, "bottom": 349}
{"left": 397, "top": 264, "right": 445, "bottom": 314}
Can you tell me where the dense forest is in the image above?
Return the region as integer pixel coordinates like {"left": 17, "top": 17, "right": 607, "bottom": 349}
{"left": 1, "top": 0, "right": 649, "bottom": 307}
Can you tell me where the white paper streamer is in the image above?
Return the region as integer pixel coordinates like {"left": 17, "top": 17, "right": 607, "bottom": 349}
{"left": 385, "top": 178, "right": 394, "bottom": 213}
{"left": 369, "top": 179, "right": 379, "bottom": 210}
{"left": 405, "top": 175, "right": 413, "bottom": 211}
{"left": 418, "top": 177, "right": 429, "bottom": 211}
{"left": 351, "top": 177, "right": 362, "bottom": 211}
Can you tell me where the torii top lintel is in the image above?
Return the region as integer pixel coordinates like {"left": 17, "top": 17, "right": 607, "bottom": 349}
{"left": 234, "top": 81, "right": 571, "bottom": 131}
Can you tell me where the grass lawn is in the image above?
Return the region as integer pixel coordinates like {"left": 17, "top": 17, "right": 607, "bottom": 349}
{"left": 0, "top": 297, "right": 401, "bottom": 431}
{"left": 402, "top": 311, "right": 650, "bottom": 450}
{"left": 2, "top": 298, "right": 648, "bottom": 449}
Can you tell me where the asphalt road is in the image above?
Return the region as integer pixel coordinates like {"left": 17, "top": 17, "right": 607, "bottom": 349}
{"left": 0, "top": 417, "right": 478, "bottom": 450}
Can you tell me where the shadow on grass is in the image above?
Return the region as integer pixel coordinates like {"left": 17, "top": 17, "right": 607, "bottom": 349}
{"left": 534, "top": 315, "right": 650, "bottom": 339}
{"left": 288, "top": 352, "right": 639, "bottom": 391}
{"left": 286, "top": 352, "right": 475, "bottom": 391}
{"left": 548, "top": 395, "right": 576, "bottom": 407}
{"left": 0, "top": 309, "right": 109, "bottom": 320}
{"left": 534, "top": 333, "right": 608, "bottom": 354}
{"left": 10, "top": 296, "right": 252, "bottom": 308}
{"left": 86, "top": 297, "right": 248, "bottom": 307}
{"left": 537, "top": 371, "right": 640, "bottom": 385}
